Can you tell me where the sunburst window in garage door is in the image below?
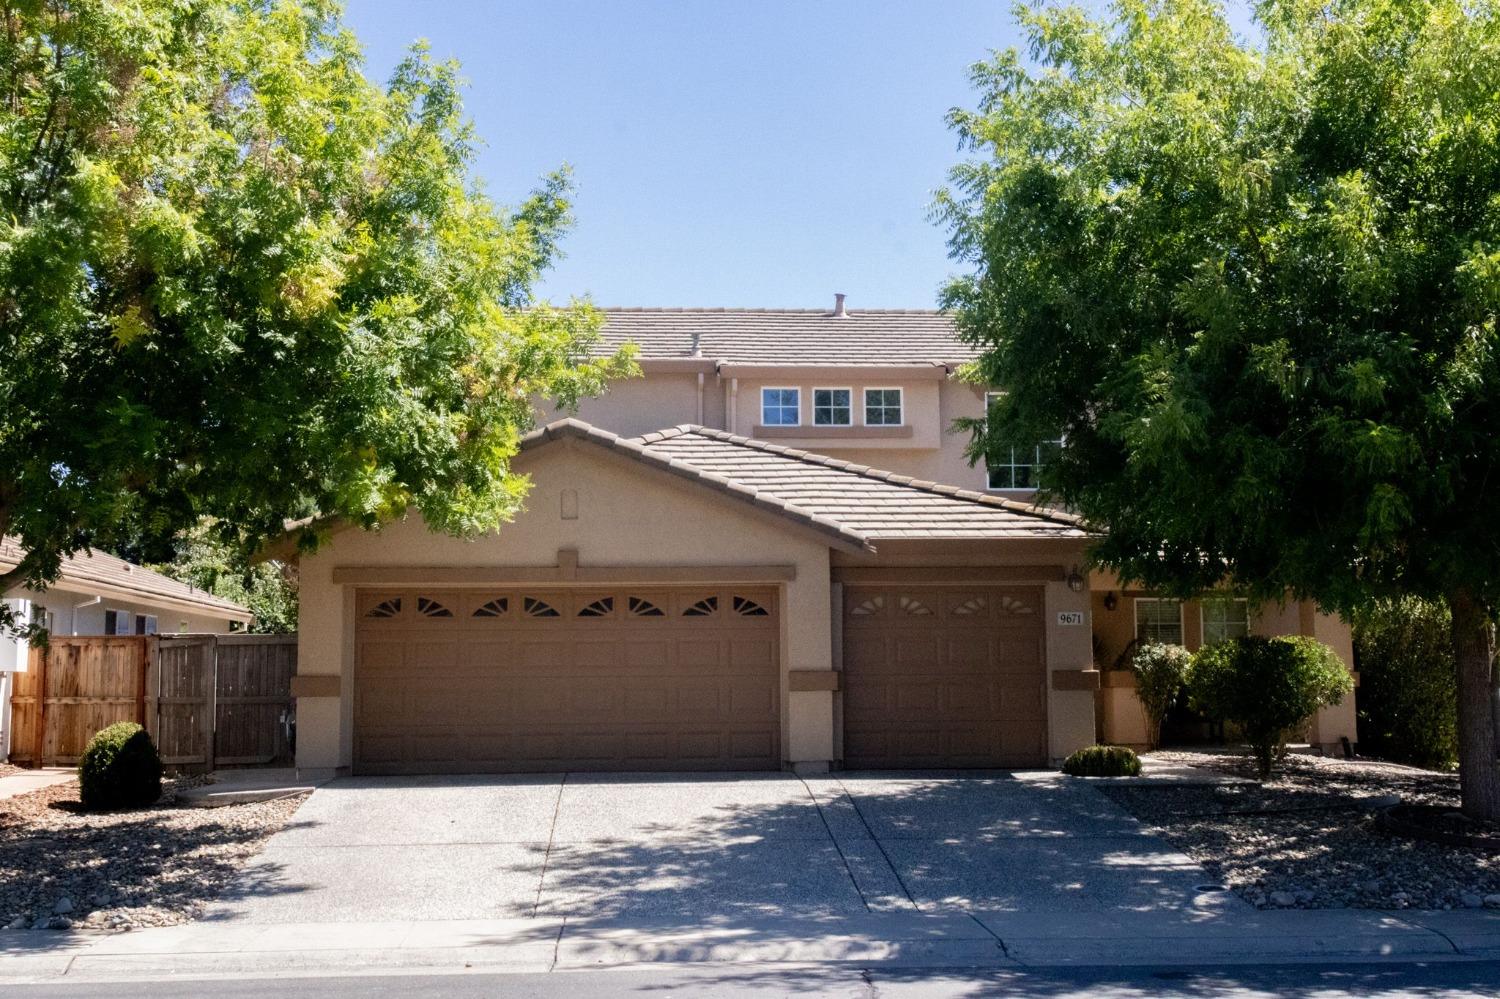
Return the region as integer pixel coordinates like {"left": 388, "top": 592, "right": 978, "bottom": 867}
{"left": 683, "top": 596, "right": 718, "bottom": 617}
{"left": 578, "top": 596, "right": 614, "bottom": 618}
{"left": 628, "top": 596, "right": 665, "bottom": 617}
{"left": 417, "top": 597, "right": 453, "bottom": 618}
{"left": 524, "top": 596, "right": 560, "bottom": 618}
{"left": 473, "top": 598, "right": 509, "bottom": 618}
{"left": 365, "top": 597, "right": 401, "bottom": 619}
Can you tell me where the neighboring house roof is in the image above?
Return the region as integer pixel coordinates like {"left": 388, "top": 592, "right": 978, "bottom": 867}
{"left": 524, "top": 420, "right": 1085, "bottom": 546}
{"left": 0, "top": 536, "right": 253, "bottom": 620}
{"left": 597, "top": 308, "right": 977, "bottom": 365}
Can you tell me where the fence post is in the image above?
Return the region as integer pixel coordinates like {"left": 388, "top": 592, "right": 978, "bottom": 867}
{"left": 136, "top": 638, "right": 150, "bottom": 728}
{"left": 208, "top": 638, "right": 219, "bottom": 771}
{"left": 31, "top": 644, "right": 47, "bottom": 768}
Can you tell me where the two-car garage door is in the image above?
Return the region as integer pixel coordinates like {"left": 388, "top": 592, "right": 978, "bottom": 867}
{"left": 354, "top": 586, "right": 780, "bottom": 774}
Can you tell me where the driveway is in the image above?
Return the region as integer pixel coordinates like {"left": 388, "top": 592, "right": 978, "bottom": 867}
{"left": 210, "top": 771, "right": 1239, "bottom": 930}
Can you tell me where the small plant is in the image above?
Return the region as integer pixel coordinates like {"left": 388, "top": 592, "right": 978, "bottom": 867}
{"left": 1188, "top": 636, "right": 1353, "bottom": 777}
{"left": 1132, "top": 642, "right": 1191, "bottom": 750}
{"left": 79, "top": 722, "right": 162, "bottom": 810}
{"left": 1062, "top": 744, "right": 1142, "bottom": 777}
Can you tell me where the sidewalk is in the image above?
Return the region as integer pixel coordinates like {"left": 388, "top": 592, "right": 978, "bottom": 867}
{"left": 2, "top": 907, "right": 1497, "bottom": 983}
{"left": 0, "top": 768, "right": 73, "bottom": 801}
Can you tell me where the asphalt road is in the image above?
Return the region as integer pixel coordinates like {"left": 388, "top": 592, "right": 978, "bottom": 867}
{"left": 11, "top": 961, "right": 1500, "bottom": 998}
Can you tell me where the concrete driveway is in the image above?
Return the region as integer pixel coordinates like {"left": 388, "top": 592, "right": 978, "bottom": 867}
{"left": 211, "top": 771, "right": 1238, "bottom": 931}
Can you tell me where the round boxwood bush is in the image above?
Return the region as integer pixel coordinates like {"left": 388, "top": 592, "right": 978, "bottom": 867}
{"left": 1062, "top": 744, "right": 1142, "bottom": 777}
{"left": 1188, "top": 636, "right": 1353, "bottom": 777}
{"left": 80, "top": 721, "right": 163, "bottom": 810}
{"left": 1132, "top": 642, "right": 1192, "bottom": 750}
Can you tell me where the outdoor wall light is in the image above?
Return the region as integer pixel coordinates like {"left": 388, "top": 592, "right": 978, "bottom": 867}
{"left": 1103, "top": 591, "right": 1118, "bottom": 611}
{"left": 1066, "top": 567, "right": 1086, "bottom": 592}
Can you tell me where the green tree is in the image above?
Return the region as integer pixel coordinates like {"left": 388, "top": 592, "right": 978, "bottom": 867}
{"left": 153, "top": 522, "right": 298, "bottom": 633}
{"left": 1353, "top": 597, "right": 1458, "bottom": 768}
{"left": 936, "top": 0, "right": 1500, "bottom": 815}
{"left": 0, "top": 0, "right": 632, "bottom": 631}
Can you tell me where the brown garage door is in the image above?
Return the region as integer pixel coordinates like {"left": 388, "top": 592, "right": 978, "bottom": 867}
{"left": 842, "top": 584, "right": 1046, "bottom": 768}
{"left": 354, "top": 586, "right": 779, "bottom": 774}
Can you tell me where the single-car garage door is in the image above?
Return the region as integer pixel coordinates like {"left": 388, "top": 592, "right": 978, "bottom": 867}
{"left": 842, "top": 584, "right": 1046, "bottom": 768}
{"left": 354, "top": 586, "right": 780, "bottom": 774}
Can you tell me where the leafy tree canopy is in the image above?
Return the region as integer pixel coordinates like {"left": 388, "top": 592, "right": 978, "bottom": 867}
{"left": 0, "top": 0, "right": 632, "bottom": 602}
{"left": 150, "top": 522, "right": 298, "bottom": 634}
{"left": 937, "top": 0, "right": 1500, "bottom": 813}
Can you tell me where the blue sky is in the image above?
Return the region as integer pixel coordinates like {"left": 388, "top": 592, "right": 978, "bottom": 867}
{"left": 344, "top": 2, "right": 1258, "bottom": 309}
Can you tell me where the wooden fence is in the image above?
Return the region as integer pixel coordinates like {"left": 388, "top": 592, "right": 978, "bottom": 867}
{"left": 8, "top": 634, "right": 296, "bottom": 770}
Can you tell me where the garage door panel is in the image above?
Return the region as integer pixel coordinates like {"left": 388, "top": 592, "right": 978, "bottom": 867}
{"left": 843, "top": 584, "right": 1047, "bottom": 769}
{"left": 355, "top": 586, "right": 779, "bottom": 774}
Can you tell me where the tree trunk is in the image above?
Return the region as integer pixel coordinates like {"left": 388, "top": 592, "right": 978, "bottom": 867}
{"left": 1449, "top": 590, "right": 1500, "bottom": 821}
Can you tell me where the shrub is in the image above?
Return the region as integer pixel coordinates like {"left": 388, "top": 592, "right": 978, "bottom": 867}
{"left": 1352, "top": 598, "right": 1457, "bottom": 769}
{"left": 1132, "top": 642, "right": 1192, "bottom": 749}
{"left": 1188, "top": 636, "right": 1353, "bottom": 777}
{"left": 79, "top": 722, "right": 162, "bottom": 810}
{"left": 1062, "top": 744, "right": 1142, "bottom": 777}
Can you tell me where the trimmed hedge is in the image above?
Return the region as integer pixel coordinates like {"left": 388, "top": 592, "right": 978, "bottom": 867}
{"left": 1352, "top": 598, "right": 1457, "bottom": 769}
{"left": 1062, "top": 744, "right": 1142, "bottom": 777}
{"left": 1132, "top": 642, "right": 1191, "bottom": 750}
{"left": 79, "top": 722, "right": 162, "bottom": 810}
{"left": 1188, "top": 636, "right": 1352, "bottom": 777}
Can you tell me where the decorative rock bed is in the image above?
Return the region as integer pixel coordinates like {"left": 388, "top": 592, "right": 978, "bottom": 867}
{"left": 0, "top": 776, "right": 306, "bottom": 931}
{"left": 1101, "top": 750, "right": 1499, "bottom": 911}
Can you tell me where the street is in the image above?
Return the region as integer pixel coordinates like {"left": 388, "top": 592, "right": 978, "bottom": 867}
{"left": 9, "top": 961, "right": 1500, "bottom": 998}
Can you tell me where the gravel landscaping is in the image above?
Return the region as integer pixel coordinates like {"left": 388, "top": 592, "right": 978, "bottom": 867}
{"left": 1100, "top": 750, "right": 1499, "bottom": 911}
{"left": 0, "top": 762, "right": 24, "bottom": 779}
{"left": 0, "top": 777, "right": 306, "bottom": 931}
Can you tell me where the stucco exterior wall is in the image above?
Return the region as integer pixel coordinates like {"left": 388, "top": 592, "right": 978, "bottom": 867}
{"left": 295, "top": 440, "right": 835, "bottom": 776}
{"left": 545, "top": 371, "right": 720, "bottom": 439}
{"left": 1090, "top": 576, "right": 1357, "bottom": 752}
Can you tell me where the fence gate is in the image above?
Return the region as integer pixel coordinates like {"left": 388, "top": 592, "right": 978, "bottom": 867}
{"left": 8, "top": 634, "right": 296, "bottom": 771}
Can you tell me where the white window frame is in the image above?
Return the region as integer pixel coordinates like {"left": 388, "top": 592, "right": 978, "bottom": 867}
{"left": 104, "top": 608, "right": 132, "bottom": 636}
{"left": 983, "top": 390, "right": 1062, "bottom": 491}
{"left": 760, "top": 386, "right": 801, "bottom": 427}
{"left": 135, "top": 614, "right": 158, "bottom": 636}
{"left": 1134, "top": 597, "right": 1185, "bottom": 646}
{"left": 863, "top": 386, "right": 904, "bottom": 426}
{"left": 1200, "top": 597, "right": 1250, "bottom": 645}
{"left": 812, "top": 387, "right": 853, "bottom": 427}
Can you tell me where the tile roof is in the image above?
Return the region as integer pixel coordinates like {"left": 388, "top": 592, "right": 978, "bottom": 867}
{"left": 523, "top": 420, "right": 1085, "bottom": 545}
{"left": 597, "top": 308, "right": 977, "bottom": 365}
{"left": 1, "top": 536, "right": 253, "bottom": 618}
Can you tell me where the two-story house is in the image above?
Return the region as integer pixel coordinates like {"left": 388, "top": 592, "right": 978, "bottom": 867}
{"left": 283, "top": 299, "right": 1356, "bottom": 778}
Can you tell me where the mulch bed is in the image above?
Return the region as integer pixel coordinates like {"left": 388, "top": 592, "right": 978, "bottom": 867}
{"left": 1100, "top": 750, "right": 1499, "bottom": 910}
{"left": 0, "top": 777, "right": 306, "bottom": 931}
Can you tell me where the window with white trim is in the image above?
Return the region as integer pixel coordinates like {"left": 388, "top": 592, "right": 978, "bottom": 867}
{"left": 984, "top": 392, "right": 1062, "bottom": 490}
{"left": 761, "top": 387, "right": 800, "bottom": 426}
{"left": 1134, "top": 598, "right": 1184, "bottom": 645}
{"left": 135, "top": 614, "right": 158, "bottom": 636}
{"left": 1201, "top": 597, "right": 1250, "bottom": 645}
{"left": 813, "top": 388, "right": 852, "bottom": 426}
{"left": 863, "top": 387, "right": 902, "bottom": 425}
{"left": 104, "top": 608, "right": 132, "bottom": 635}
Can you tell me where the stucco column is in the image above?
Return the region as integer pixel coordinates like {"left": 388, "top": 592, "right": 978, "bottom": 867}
{"left": 784, "top": 551, "right": 835, "bottom": 772}
{"left": 1307, "top": 607, "right": 1358, "bottom": 753}
{"left": 290, "top": 556, "right": 349, "bottom": 779}
{"left": 1045, "top": 580, "right": 1096, "bottom": 764}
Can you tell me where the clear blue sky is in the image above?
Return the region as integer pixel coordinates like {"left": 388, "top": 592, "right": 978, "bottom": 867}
{"left": 343, "top": 2, "right": 1258, "bottom": 309}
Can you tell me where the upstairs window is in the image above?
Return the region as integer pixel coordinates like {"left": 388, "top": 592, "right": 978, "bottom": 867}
{"left": 984, "top": 392, "right": 1061, "bottom": 490}
{"left": 864, "top": 388, "right": 903, "bottom": 425}
{"left": 761, "top": 387, "right": 800, "bottom": 426}
{"left": 1135, "top": 598, "right": 1184, "bottom": 645}
{"left": 1201, "top": 597, "right": 1250, "bottom": 645}
{"left": 813, "top": 388, "right": 852, "bottom": 426}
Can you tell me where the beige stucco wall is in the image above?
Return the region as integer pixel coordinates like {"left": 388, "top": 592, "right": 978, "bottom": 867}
{"left": 1089, "top": 574, "right": 1358, "bottom": 751}
{"left": 294, "top": 439, "right": 835, "bottom": 776}
{"left": 547, "top": 367, "right": 1038, "bottom": 501}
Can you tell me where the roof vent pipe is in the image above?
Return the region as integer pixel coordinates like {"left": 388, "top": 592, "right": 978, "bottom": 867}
{"left": 690, "top": 331, "right": 702, "bottom": 357}
{"left": 832, "top": 292, "right": 847, "bottom": 317}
